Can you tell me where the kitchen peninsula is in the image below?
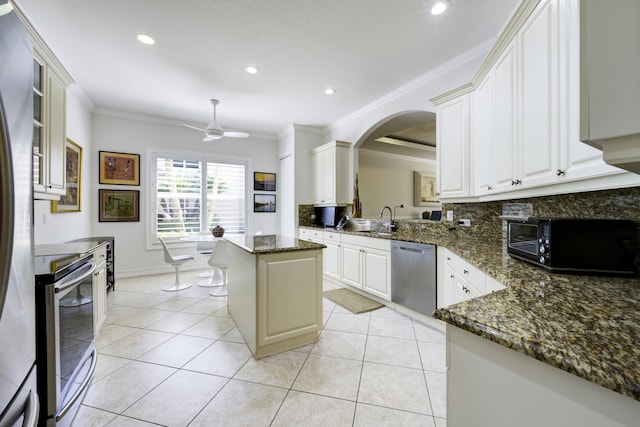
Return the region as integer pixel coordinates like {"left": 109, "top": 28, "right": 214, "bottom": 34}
{"left": 225, "top": 234, "right": 325, "bottom": 359}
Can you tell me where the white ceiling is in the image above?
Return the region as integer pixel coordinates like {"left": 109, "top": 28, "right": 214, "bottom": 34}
{"left": 14, "top": 0, "right": 520, "bottom": 137}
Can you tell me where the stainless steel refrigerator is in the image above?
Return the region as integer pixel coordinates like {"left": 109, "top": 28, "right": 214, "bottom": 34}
{"left": 0, "top": 1, "right": 38, "bottom": 426}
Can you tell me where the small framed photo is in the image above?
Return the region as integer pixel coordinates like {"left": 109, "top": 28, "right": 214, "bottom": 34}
{"left": 52, "top": 138, "right": 82, "bottom": 213}
{"left": 99, "top": 189, "right": 140, "bottom": 222}
{"left": 99, "top": 151, "right": 140, "bottom": 185}
{"left": 253, "top": 172, "right": 276, "bottom": 191}
{"left": 414, "top": 171, "right": 438, "bottom": 206}
{"left": 254, "top": 194, "right": 276, "bottom": 213}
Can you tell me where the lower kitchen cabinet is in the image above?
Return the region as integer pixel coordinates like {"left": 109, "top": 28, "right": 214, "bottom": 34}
{"left": 323, "top": 231, "right": 341, "bottom": 281}
{"left": 339, "top": 234, "right": 391, "bottom": 301}
{"left": 91, "top": 244, "right": 108, "bottom": 333}
{"left": 442, "top": 249, "right": 488, "bottom": 306}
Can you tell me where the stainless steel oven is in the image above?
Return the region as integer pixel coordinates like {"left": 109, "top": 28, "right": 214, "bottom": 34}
{"left": 34, "top": 253, "right": 97, "bottom": 427}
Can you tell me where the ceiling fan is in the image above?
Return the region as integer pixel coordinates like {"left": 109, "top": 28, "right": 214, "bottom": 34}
{"left": 184, "top": 99, "right": 249, "bottom": 141}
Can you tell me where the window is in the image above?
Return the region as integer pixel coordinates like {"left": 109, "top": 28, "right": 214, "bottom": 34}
{"left": 152, "top": 150, "right": 247, "bottom": 240}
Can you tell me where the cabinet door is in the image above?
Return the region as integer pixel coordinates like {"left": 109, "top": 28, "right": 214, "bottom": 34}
{"left": 437, "top": 94, "right": 470, "bottom": 198}
{"left": 443, "top": 265, "right": 459, "bottom": 306}
{"left": 472, "top": 73, "right": 494, "bottom": 196}
{"left": 46, "top": 69, "right": 66, "bottom": 195}
{"left": 340, "top": 244, "right": 362, "bottom": 288}
{"left": 519, "top": 0, "right": 559, "bottom": 189}
{"left": 93, "top": 264, "right": 107, "bottom": 333}
{"left": 310, "top": 150, "right": 323, "bottom": 204}
{"left": 321, "top": 146, "right": 336, "bottom": 203}
{"left": 362, "top": 248, "right": 390, "bottom": 300}
{"left": 492, "top": 42, "right": 519, "bottom": 193}
{"left": 324, "top": 240, "right": 341, "bottom": 281}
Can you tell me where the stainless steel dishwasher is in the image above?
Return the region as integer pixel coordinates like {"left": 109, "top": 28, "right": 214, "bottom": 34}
{"left": 391, "top": 240, "right": 436, "bottom": 317}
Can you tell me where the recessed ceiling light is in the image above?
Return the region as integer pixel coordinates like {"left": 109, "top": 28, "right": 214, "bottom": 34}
{"left": 431, "top": 0, "right": 450, "bottom": 15}
{"left": 245, "top": 65, "right": 259, "bottom": 74}
{"left": 136, "top": 34, "right": 155, "bottom": 45}
{"left": 324, "top": 88, "right": 336, "bottom": 95}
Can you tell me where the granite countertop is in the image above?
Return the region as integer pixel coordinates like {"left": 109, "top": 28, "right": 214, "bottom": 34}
{"left": 225, "top": 234, "right": 326, "bottom": 255}
{"left": 34, "top": 240, "right": 108, "bottom": 256}
{"left": 299, "top": 224, "right": 640, "bottom": 401}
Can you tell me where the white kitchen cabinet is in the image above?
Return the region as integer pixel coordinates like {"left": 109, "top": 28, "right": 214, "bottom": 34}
{"left": 492, "top": 41, "right": 519, "bottom": 193}
{"left": 33, "top": 50, "right": 69, "bottom": 200}
{"left": 362, "top": 246, "right": 390, "bottom": 300}
{"left": 91, "top": 244, "right": 108, "bottom": 334}
{"left": 310, "top": 140, "right": 351, "bottom": 206}
{"left": 323, "top": 231, "right": 341, "bottom": 281}
{"left": 579, "top": 0, "right": 640, "bottom": 174}
{"left": 339, "top": 234, "right": 391, "bottom": 300}
{"left": 436, "top": 93, "right": 471, "bottom": 199}
{"left": 517, "top": 0, "right": 560, "bottom": 190}
{"left": 340, "top": 242, "right": 363, "bottom": 289}
{"left": 298, "top": 227, "right": 322, "bottom": 243}
{"left": 446, "top": 325, "right": 640, "bottom": 427}
{"left": 471, "top": 71, "right": 494, "bottom": 196}
{"left": 442, "top": 249, "right": 485, "bottom": 306}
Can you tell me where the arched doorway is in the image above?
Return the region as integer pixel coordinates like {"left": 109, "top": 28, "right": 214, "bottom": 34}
{"left": 353, "top": 110, "right": 440, "bottom": 219}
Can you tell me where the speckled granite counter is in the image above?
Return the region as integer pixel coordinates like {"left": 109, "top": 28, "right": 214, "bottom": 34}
{"left": 225, "top": 234, "right": 326, "bottom": 254}
{"left": 34, "top": 240, "right": 108, "bottom": 256}
{"left": 299, "top": 224, "right": 640, "bottom": 401}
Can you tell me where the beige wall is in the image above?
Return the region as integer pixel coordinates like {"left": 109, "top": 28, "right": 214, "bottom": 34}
{"left": 358, "top": 150, "right": 437, "bottom": 219}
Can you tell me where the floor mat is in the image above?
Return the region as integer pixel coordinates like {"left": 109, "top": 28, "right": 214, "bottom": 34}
{"left": 323, "top": 288, "right": 384, "bottom": 314}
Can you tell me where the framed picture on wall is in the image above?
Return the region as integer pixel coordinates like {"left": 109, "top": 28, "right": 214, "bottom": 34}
{"left": 253, "top": 172, "right": 276, "bottom": 191}
{"left": 98, "top": 189, "right": 140, "bottom": 222}
{"left": 52, "top": 138, "right": 82, "bottom": 213}
{"left": 414, "top": 171, "right": 438, "bottom": 206}
{"left": 99, "top": 151, "right": 140, "bottom": 185}
{"left": 254, "top": 194, "right": 276, "bottom": 212}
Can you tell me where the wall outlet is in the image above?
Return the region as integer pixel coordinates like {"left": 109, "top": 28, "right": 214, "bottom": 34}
{"left": 458, "top": 219, "right": 471, "bottom": 227}
{"left": 446, "top": 210, "right": 454, "bottom": 221}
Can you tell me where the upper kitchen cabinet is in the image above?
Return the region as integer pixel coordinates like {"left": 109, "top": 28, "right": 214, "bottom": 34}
{"left": 310, "top": 140, "right": 351, "bottom": 206}
{"left": 439, "top": 0, "right": 632, "bottom": 201}
{"left": 579, "top": 0, "right": 640, "bottom": 174}
{"left": 20, "top": 13, "right": 75, "bottom": 200}
{"left": 434, "top": 91, "right": 471, "bottom": 199}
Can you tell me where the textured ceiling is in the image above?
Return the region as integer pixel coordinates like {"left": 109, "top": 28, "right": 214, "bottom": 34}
{"left": 14, "top": 0, "right": 520, "bottom": 137}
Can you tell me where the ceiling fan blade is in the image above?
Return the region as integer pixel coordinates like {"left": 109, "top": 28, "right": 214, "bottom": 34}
{"left": 203, "top": 134, "right": 218, "bottom": 142}
{"left": 184, "top": 124, "right": 206, "bottom": 132}
{"left": 223, "top": 131, "right": 250, "bottom": 138}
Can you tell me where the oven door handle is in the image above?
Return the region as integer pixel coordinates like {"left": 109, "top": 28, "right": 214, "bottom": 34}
{"left": 54, "top": 261, "right": 96, "bottom": 293}
{"left": 55, "top": 348, "right": 97, "bottom": 421}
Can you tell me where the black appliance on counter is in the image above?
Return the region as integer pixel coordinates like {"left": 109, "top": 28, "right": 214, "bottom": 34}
{"left": 314, "top": 206, "right": 344, "bottom": 228}
{"left": 35, "top": 253, "right": 97, "bottom": 427}
{"left": 507, "top": 218, "right": 637, "bottom": 275}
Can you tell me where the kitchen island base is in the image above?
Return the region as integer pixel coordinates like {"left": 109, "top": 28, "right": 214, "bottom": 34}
{"left": 446, "top": 325, "right": 640, "bottom": 427}
{"left": 227, "top": 238, "right": 323, "bottom": 359}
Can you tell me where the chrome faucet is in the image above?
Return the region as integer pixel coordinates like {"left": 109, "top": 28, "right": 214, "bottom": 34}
{"left": 379, "top": 206, "right": 392, "bottom": 232}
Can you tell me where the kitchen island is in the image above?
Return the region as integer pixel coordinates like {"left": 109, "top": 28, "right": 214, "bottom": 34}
{"left": 225, "top": 234, "right": 325, "bottom": 359}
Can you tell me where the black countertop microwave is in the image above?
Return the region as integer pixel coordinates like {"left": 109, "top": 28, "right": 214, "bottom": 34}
{"left": 507, "top": 218, "right": 637, "bottom": 276}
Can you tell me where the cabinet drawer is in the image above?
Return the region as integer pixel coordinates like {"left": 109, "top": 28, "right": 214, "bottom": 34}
{"left": 323, "top": 231, "right": 341, "bottom": 242}
{"left": 341, "top": 234, "right": 390, "bottom": 252}
{"left": 453, "top": 256, "right": 484, "bottom": 293}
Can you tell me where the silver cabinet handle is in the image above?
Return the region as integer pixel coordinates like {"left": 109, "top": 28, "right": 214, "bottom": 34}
{"left": 556, "top": 169, "right": 565, "bottom": 176}
{"left": 463, "top": 269, "right": 469, "bottom": 275}
{"left": 511, "top": 179, "right": 521, "bottom": 186}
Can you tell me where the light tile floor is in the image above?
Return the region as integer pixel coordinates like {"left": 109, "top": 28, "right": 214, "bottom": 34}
{"left": 73, "top": 270, "right": 447, "bottom": 427}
